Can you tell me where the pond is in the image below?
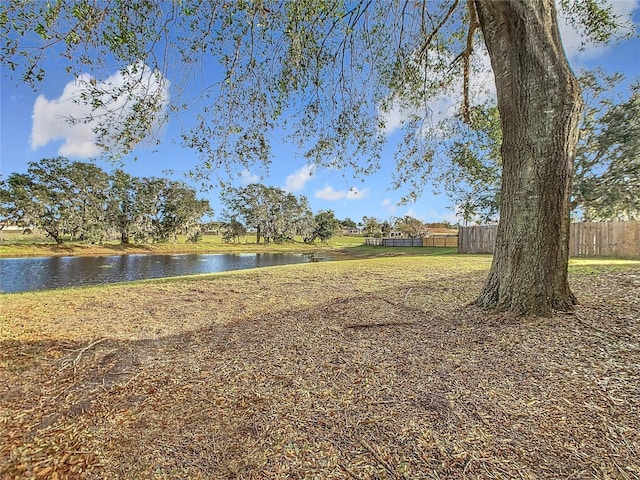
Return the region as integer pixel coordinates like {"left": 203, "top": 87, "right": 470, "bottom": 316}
{"left": 0, "top": 253, "right": 328, "bottom": 294}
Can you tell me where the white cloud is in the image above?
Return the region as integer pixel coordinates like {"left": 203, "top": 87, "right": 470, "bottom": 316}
{"left": 315, "top": 185, "right": 346, "bottom": 200}
{"left": 402, "top": 208, "right": 419, "bottom": 219}
{"left": 346, "top": 187, "right": 370, "bottom": 199}
{"left": 315, "top": 185, "right": 370, "bottom": 201}
{"left": 382, "top": 198, "right": 398, "bottom": 214}
{"left": 378, "top": 100, "right": 418, "bottom": 136}
{"left": 31, "top": 62, "right": 169, "bottom": 158}
{"left": 239, "top": 169, "right": 261, "bottom": 184}
{"left": 284, "top": 164, "right": 315, "bottom": 192}
{"left": 31, "top": 77, "right": 101, "bottom": 157}
{"left": 558, "top": 0, "right": 639, "bottom": 62}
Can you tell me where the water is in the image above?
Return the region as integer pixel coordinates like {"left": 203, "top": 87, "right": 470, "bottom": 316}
{"left": 0, "top": 253, "right": 325, "bottom": 293}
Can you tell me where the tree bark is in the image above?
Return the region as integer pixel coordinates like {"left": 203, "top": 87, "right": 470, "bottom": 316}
{"left": 473, "top": 0, "right": 582, "bottom": 316}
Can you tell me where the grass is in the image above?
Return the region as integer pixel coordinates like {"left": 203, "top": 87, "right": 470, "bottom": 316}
{"left": 1, "top": 254, "right": 639, "bottom": 478}
{"left": 0, "top": 232, "right": 369, "bottom": 258}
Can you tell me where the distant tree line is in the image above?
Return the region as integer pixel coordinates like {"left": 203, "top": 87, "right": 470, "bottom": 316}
{"left": 359, "top": 216, "right": 457, "bottom": 238}
{"left": 1, "top": 160, "right": 458, "bottom": 246}
{"left": 0, "top": 157, "right": 212, "bottom": 244}
{"left": 220, "top": 184, "right": 340, "bottom": 244}
{"left": 217, "top": 191, "right": 458, "bottom": 243}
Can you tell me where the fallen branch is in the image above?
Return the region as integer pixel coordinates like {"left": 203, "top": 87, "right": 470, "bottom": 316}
{"left": 60, "top": 337, "right": 109, "bottom": 371}
{"left": 574, "top": 314, "right": 634, "bottom": 339}
{"left": 345, "top": 321, "right": 415, "bottom": 329}
{"left": 339, "top": 463, "right": 363, "bottom": 480}
{"left": 359, "top": 438, "right": 399, "bottom": 479}
{"left": 404, "top": 288, "right": 414, "bottom": 301}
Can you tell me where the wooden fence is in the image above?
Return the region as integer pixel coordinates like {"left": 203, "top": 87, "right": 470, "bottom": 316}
{"left": 457, "top": 225, "right": 498, "bottom": 254}
{"left": 365, "top": 236, "right": 459, "bottom": 247}
{"left": 422, "top": 236, "right": 459, "bottom": 247}
{"left": 365, "top": 237, "right": 423, "bottom": 246}
{"left": 383, "top": 238, "right": 424, "bottom": 247}
{"left": 569, "top": 221, "right": 640, "bottom": 258}
{"left": 458, "top": 221, "right": 640, "bottom": 258}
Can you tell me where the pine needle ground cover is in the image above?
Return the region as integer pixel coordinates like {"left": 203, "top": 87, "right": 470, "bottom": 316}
{"left": 1, "top": 255, "right": 639, "bottom": 479}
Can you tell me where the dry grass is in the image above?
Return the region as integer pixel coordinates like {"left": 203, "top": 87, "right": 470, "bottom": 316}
{"left": 1, "top": 255, "right": 639, "bottom": 479}
{"left": 0, "top": 239, "right": 322, "bottom": 258}
{"left": 0, "top": 233, "right": 367, "bottom": 258}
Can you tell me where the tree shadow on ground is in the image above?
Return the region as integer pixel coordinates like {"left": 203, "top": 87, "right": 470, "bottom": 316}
{"left": 2, "top": 268, "right": 639, "bottom": 478}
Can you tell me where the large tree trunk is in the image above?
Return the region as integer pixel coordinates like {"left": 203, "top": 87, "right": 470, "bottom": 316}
{"left": 473, "top": 0, "right": 583, "bottom": 316}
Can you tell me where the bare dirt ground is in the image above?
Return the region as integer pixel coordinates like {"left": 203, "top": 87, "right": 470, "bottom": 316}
{"left": 1, "top": 256, "right": 639, "bottom": 479}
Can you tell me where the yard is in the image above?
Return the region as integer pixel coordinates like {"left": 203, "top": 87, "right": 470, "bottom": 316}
{"left": 1, "top": 254, "right": 639, "bottom": 478}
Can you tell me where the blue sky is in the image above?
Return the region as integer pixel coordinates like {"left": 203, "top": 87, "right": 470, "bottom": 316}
{"left": 1, "top": 2, "right": 639, "bottom": 225}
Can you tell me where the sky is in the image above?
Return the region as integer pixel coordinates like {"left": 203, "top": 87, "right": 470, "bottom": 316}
{"left": 1, "top": 1, "right": 639, "bottom": 226}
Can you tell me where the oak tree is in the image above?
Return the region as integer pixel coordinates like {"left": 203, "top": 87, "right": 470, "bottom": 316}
{"left": 135, "top": 177, "right": 212, "bottom": 243}
{"left": 221, "top": 184, "right": 313, "bottom": 243}
{"left": 312, "top": 210, "right": 341, "bottom": 244}
{"left": 395, "top": 215, "right": 431, "bottom": 238}
{"left": 573, "top": 74, "right": 640, "bottom": 220}
{"left": 107, "top": 169, "right": 143, "bottom": 244}
{"left": 2, "top": 158, "right": 110, "bottom": 244}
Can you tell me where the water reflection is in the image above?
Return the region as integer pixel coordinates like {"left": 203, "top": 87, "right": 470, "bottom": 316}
{"left": 0, "top": 253, "right": 323, "bottom": 293}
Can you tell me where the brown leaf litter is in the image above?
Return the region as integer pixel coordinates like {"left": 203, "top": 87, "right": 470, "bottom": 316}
{"left": 1, "top": 256, "right": 639, "bottom": 479}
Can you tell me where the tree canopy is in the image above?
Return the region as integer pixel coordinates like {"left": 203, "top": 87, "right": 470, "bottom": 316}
{"left": 439, "top": 73, "right": 640, "bottom": 223}
{"left": 311, "top": 210, "right": 341, "bottom": 244}
{"left": 573, "top": 74, "right": 640, "bottom": 221}
{"left": 220, "top": 184, "right": 313, "bottom": 243}
{"left": 395, "top": 215, "right": 431, "bottom": 238}
{"left": 1, "top": 158, "right": 212, "bottom": 244}
{"left": 2, "top": 1, "right": 629, "bottom": 182}
{"left": 437, "top": 103, "right": 502, "bottom": 224}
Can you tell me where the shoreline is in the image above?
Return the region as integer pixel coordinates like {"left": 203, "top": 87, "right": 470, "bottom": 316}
{"left": 0, "top": 241, "right": 338, "bottom": 258}
{"left": 0, "top": 239, "right": 460, "bottom": 260}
